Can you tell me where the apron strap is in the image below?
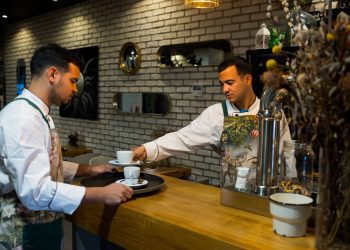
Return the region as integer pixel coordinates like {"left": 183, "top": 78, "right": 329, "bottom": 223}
{"left": 13, "top": 98, "right": 51, "bottom": 129}
{"left": 221, "top": 101, "right": 228, "bottom": 117}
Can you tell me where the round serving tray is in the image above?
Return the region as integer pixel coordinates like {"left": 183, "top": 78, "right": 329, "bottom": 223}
{"left": 80, "top": 172, "right": 165, "bottom": 195}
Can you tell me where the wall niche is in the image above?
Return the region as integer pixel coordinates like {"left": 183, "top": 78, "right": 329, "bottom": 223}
{"left": 157, "top": 39, "right": 232, "bottom": 68}
{"left": 113, "top": 92, "right": 170, "bottom": 115}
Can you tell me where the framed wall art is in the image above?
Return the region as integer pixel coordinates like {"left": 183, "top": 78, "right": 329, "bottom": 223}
{"left": 59, "top": 46, "right": 99, "bottom": 120}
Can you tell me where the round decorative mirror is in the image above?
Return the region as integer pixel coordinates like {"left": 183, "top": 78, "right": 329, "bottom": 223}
{"left": 119, "top": 42, "right": 141, "bottom": 74}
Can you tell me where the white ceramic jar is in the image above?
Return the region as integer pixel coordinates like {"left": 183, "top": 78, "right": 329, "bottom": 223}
{"left": 269, "top": 193, "right": 313, "bottom": 237}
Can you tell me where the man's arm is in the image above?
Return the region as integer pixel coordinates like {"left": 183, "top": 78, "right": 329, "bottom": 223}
{"left": 82, "top": 183, "right": 133, "bottom": 205}
{"left": 133, "top": 103, "right": 224, "bottom": 162}
{"left": 74, "top": 163, "right": 113, "bottom": 177}
{"left": 63, "top": 161, "right": 114, "bottom": 181}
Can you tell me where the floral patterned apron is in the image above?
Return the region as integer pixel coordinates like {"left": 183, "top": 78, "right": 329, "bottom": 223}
{"left": 220, "top": 101, "right": 259, "bottom": 192}
{"left": 0, "top": 98, "right": 64, "bottom": 250}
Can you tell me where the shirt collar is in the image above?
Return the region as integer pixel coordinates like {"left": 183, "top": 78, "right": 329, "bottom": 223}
{"left": 226, "top": 97, "right": 259, "bottom": 116}
{"left": 20, "top": 89, "right": 50, "bottom": 117}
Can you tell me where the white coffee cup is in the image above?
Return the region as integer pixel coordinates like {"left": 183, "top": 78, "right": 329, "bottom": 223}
{"left": 123, "top": 166, "right": 140, "bottom": 185}
{"left": 116, "top": 150, "right": 133, "bottom": 164}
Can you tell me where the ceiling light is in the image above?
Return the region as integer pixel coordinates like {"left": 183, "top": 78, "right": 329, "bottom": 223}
{"left": 2, "top": 15, "right": 8, "bottom": 19}
{"left": 185, "top": 0, "right": 220, "bottom": 8}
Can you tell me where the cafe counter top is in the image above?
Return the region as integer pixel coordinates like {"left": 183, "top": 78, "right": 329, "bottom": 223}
{"left": 67, "top": 175, "right": 315, "bottom": 249}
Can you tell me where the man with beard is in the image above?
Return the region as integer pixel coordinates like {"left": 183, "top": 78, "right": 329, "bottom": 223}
{"left": 0, "top": 44, "right": 133, "bottom": 250}
{"left": 132, "top": 57, "right": 292, "bottom": 185}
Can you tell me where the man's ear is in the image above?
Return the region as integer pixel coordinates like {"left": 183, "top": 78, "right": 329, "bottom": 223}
{"left": 47, "top": 67, "right": 57, "bottom": 85}
{"left": 244, "top": 74, "right": 253, "bottom": 86}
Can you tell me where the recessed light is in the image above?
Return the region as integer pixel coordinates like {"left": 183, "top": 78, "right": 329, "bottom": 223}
{"left": 2, "top": 15, "right": 8, "bottom": 19}
{"left": 52, "top": 0, "right": 59, "bottom": 2}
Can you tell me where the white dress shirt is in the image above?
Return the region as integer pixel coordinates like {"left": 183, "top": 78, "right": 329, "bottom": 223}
{"left": 144, "top": 98, "right": 291, "bottom": 162}
{"left": 0, "top": 89, "right": 85, "bottom": 215}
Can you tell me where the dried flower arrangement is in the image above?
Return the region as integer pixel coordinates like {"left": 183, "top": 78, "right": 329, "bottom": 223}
{"left": 265, "top": 0, "right": 315, "bottom": 47}
{"left": 262, "top": 1, "right": 350, "bottom": 249}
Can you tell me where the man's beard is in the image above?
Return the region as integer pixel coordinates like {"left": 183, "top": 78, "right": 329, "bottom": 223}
{"left": 50, "top": 90, "right": 60, "bottom": 106}
{"left": 50, "top": 82, "right": 67, "bottom": 106}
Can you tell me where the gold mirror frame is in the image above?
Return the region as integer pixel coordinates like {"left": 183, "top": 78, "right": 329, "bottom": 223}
{"left": 119, "top": 42, "right": 141, "bottom": 74}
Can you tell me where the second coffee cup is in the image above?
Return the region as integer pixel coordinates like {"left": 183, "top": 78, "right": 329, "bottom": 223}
{"left": 117, "top": 150, "right": 133, "bottom": 164}
{"left": 123, "top": 166, "right": 140, "bottom": 185}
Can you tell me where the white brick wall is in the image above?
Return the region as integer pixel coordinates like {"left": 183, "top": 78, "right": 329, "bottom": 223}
{"left": 2, "top": 0, "right": 281, "bottom": 186}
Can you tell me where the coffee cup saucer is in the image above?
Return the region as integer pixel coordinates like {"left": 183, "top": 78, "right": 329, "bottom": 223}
{"left": 115, "top": 179, "right": 148, "bottom": 188}
{"left": 108, "top": 159, "right": 142, "bottom": 166}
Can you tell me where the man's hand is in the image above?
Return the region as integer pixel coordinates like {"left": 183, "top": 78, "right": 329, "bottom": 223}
{"left": 83, "top": 183, "right": 134, "bottom": 205}
{"left": 102, "top": 183, "right": 133, "bottom": 205}
{"left": 90, "top": 164, "right": 113, "bottom": 176}
{"left": 76, "top": 163, "right": 114, "bottom": 177}
{"left": 132, "top": 145, "right": 147, "bottom": 162}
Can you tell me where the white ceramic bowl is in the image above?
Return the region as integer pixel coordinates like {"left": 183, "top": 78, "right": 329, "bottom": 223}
{"left": 269, "top": 193, "right": 313, "bottom": 237}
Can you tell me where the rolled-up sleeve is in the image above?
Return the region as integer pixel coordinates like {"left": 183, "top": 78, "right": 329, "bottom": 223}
{"left": 49, "top": 182, "right": 85, "bottom": 214}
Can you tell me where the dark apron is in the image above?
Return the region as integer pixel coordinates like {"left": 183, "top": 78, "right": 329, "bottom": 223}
{"left": 0, "top": 98, "right": 64, "bottom": 250}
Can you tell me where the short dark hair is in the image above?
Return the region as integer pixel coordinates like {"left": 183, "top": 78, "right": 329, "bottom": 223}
{"left": 218, "top": 56, "right": 252, "bottom": 76}
{"left": 30, "top": 43, "right": 81, "bottom": 78}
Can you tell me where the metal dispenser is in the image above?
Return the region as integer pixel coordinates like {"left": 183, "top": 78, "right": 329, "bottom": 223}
{"left": 221, "top": 87, "right": 283, "bottom": 217}
{"left": 256, "top": 87, "right": 282, "bottom": 196}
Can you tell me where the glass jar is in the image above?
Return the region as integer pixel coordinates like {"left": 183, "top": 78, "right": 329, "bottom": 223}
{"left": 280, "top": 140, "right": 314, "bottom": 196}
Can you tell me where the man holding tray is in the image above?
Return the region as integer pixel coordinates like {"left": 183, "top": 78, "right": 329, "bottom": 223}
{"left": 0, "top": 44, "right": 133, "bottom": 250}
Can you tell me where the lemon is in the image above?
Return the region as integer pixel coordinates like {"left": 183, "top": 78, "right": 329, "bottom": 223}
{"left": 326, "top": 33, "right": 335, "bottom": 42}
{"left": 266, "top": 59, "right": 277, "bottom": 69}
{"left": 272, "top": 44, "right": 282, "bottom": 54}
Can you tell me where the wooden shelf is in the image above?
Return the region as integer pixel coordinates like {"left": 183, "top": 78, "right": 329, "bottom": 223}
{"left": 62, "top": 146, "right": 93, "bottom": 157}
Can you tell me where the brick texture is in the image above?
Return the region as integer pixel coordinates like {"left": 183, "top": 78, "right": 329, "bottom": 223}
{"left": 2, "top": 0, "right": 280, "bottom": 186}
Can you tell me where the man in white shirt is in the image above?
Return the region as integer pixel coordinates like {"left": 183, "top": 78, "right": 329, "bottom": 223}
{"left": 132, "top": 57, "right": 291, "bottom": 179}
{"left": 0, "top": 44, "right": 133, "bottom": 250}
